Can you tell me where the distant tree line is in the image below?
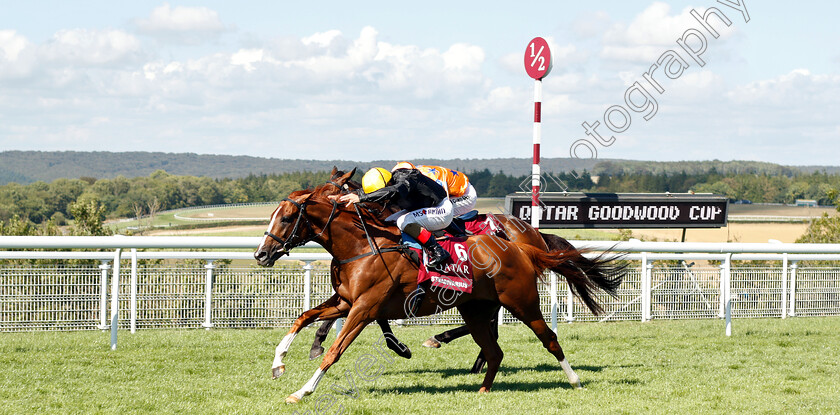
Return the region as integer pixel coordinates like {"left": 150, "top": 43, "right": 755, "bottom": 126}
{"left": 2, "top": 168, "right": 840, "bottom": 234}
{"left": 0, "top": 170, "right": 332, "bottom": 229}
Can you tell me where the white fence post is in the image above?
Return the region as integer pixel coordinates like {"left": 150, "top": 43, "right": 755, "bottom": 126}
{"left": 98, "top": 260, "right": 110, "bottom": 330}
{"left": 781, "top": 253, "right": 788, "bottom": 320}
{"left": 789, "top": 261, "right": 798, "bottom": 317}
{"left": 130, "top": 248, "right": 138, "bottom": 333}
{"left": 303, "top": 261, "right": 312, "bottom": 313}
{"left": 719, "top": 259, "right": 726, "bottom": 319}
{"left": 550, "top": 271, "right": 558, "bottom": 332}
{"left": 641, "top": 253, "right": 651, "bottom": 322}
{"left": 110, "top": 249, "right": 121, "bottom": 350}
{"left": 724, "top": 254, "right": 732, "bottom": 336}
{"left": 781, "top": 256, "right": 788, "bottom": 319}
{"left": 565, "top": 283, "right": 574, "bottom": 323}
{"left": 202, "top": 260, "right": 215, "bottom": 330}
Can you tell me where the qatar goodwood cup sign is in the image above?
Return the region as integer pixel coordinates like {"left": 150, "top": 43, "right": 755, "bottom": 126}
{"left": 505, "top": 193, "right": 728, "bottom": 228}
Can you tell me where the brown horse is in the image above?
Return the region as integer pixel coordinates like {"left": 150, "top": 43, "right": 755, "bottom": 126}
{"left": 254, "top": 170, "right": 625, "bottom": 403}
{"left": 261, "top": 169, "right": 617, "bottom": 375}
{"left": 299, "top": 173, "right": 610, "bottom": 372}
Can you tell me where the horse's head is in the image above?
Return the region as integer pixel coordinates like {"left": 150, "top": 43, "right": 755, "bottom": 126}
{"left": 253, "top": 167, "right": 357, "bottom": 267}
{"left": 254, "top": 190, "right": 314, "bottom": 267}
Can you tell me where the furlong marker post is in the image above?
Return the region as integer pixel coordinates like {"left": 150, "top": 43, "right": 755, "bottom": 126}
{"left": 532, "top": 79, "right": 542, "bottom": 230}
{"left": 525, "top": 37, "right": 554, "bottom": 329}
{"left": 524, "top": 37, "right": 552, "bottom": 230}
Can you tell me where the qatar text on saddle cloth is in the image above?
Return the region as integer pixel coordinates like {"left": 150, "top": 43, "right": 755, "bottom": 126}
{"left": 417, "top": 237, "right": 474, "bottom": 294}
{"left": 413, "top": 214, "right": 503, "bottom": 294}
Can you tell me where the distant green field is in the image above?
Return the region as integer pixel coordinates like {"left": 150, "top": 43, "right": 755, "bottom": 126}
{"left": 2, "top": 318, "right": 839, "bottom": 414}
{"left": 110, "top": 199, "right": 832, "bottom": 240}
{"left": 114, "top": 199, "right": 624, "bottom": 240}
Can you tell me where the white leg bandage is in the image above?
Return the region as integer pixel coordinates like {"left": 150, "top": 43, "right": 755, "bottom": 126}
{"left": 289, "top": 368, "right": 326, "bottom": 401}
{"left": 272, "top": 332, "right": 297, "bottom": 377}
{"left": 560, "top": 358, "right": 582, "bottom": 389}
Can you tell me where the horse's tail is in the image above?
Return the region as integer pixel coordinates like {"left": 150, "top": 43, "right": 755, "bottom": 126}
{"left": 517, "top": 240, "right": 627, "bottom": 316}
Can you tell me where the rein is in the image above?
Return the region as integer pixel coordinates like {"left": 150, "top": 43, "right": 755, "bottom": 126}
{"left": 264, "top": 188, "right": 406, "bottom": 264}
{"left": 337, "top": 203, "right": 407, "bottom": 264}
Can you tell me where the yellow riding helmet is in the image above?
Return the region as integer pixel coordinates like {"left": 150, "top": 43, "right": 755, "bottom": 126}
{"left": 391, "top": 161, "right": 415, "bottom": 172}
{"left": 362, "top": 167, "right": 392, "bottom": 193}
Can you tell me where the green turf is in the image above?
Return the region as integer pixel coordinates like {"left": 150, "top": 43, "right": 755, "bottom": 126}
{"left": 2, "top": 318, "right": 839, "bottom": 414}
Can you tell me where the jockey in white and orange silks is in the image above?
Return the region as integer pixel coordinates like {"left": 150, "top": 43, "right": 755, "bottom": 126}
{"left": 391, "top": 162, "right": 478, "bottom": 219}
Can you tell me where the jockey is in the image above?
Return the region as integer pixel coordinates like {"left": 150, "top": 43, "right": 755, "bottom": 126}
{"left": 333, "top": 167, "right": 453, "bottom": 268}
{"left": 392, "top": 162, "right": 478, "bottom": 230}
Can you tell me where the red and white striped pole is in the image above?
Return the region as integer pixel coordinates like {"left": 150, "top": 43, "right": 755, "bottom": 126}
{"left": 532, "top": 80, "right": 542, "bottom": 230}
{"left": 524, "top": 37, "right": 552, "bottom": 230}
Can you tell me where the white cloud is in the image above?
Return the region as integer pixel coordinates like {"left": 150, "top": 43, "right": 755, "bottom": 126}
{"left": 302, "top": 30, "right": 342, "bottom": 48}
{"left": 136, "top": 3, "right": 229, "bottom": 44}
{"left": 600, "top": 2, "right": 738, "bottom": 63}
{"left": 0, "top": 30, "right": 35, "bottom": 78}
{"left": 604, "top": 3, "right": 695, "bottom": 47}
{"left": 230, "top": 49, "right": 268, "bottom": 72}
{"left": 0, "top": 30, "right": 29, "bottom": 61}
{"left": 41, "top": 29, "right": 143, "bottom": 65}
{"left": 727, "top": 69, "right": 840, "bottom": 107}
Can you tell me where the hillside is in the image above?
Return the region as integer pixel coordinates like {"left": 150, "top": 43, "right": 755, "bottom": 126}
{"left": 0, "top": 151, "right": 607, "bottom": 184}
{"left": 1, "top": 150, "right": 838, "bottom": 185}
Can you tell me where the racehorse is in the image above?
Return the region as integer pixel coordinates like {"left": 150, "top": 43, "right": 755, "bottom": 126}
{"left": 297, "top": 170, "right": 616, "bottom": 373}
{"left": 254, "top": 169, "right": 625, "bottom": 403}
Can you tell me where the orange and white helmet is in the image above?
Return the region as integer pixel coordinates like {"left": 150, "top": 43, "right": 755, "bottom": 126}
{"left": 391, "top": 161, "right": 416, "bottom": 172}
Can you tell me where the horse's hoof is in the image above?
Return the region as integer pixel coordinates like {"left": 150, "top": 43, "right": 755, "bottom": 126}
{"left": 422, "top": 337, "right": 441, "bottom": 348}
{"left": 271, "top": 365, "right": 285, "bottom": 379}
{"left": 285, "top": 395, "right": 301, "bottom": 404}
{"left": 478, "top": 387, "right": 491, "bottom": 394}
{"left": 574, "top": 382, "right": 584, "bottom": 390}
{"left": 395, "top": 346, "right": 412, "bottom": 359}
{"left": 309, "top": 346, "right": 325, "bottom": 360}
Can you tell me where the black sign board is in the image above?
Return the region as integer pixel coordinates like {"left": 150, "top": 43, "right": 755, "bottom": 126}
{"left": 505, "top": 193, "right": 728, "bottom": 228}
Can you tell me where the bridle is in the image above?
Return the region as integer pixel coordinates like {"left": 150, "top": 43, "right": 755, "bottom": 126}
{"left": 263, "top": 179, "right": 408, "bottom": 265}
{"left": 263, "top": 189, "right": 340, "bottom": 254}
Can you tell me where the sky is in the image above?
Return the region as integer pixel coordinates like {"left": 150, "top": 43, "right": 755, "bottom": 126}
{"left": 1, "top": 1, "right": 839, "bottom": 166}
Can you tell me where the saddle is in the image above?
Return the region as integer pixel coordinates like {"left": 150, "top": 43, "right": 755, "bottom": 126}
{"left": 397, "top": 211, "right": 505, "bottom": 294}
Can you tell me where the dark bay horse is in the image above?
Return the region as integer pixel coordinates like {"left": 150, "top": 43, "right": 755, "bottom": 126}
{"left": 254, "top": 171, "right": 625, "bottom": 403}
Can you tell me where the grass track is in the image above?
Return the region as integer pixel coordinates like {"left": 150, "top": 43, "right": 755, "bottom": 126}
{"left": 1, "top": 318, "right": 839, "bottom": 414}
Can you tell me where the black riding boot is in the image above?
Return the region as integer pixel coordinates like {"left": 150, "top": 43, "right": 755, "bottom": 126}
{"left": 423, "top": 238, "right": 451, "bottom": 269}
{"left": 444, "top": 219, "right": 467, "bottom": 237}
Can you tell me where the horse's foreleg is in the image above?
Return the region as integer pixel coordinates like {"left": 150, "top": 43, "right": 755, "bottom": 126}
{"left": 286, "top": 307, "right": 373, "bottom": 404}
{"left": 272, "top": 294, "right": 348, "bottom": 379}
{"left": 377, "top": 319, "right": 412, "bottom": 359}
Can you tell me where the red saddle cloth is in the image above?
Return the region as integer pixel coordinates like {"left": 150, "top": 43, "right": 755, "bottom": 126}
{"left": 415, "top": 237, "right": 474, "bottom": 294}
{"left": 461, "top": 213, "right": 503, "bottom": 236}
